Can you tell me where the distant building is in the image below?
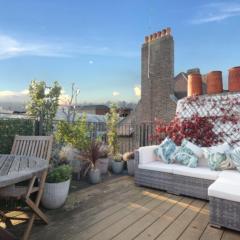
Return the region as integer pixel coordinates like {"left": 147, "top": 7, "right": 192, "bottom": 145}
{"left": 117, "top": 108, "right": 132, "bottom": 117}
{"left": 76, "top": 105, "right": 110, "bottom": 115}
{"left": 174, "top": 69, "right": 207, "bottom": 100}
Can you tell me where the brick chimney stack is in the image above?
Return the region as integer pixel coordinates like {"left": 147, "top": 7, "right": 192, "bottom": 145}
{"left": 140, "top": 27, "right": 175, "bottom": 123}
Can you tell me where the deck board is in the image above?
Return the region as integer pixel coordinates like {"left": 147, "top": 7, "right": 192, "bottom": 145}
{"left": 178, "top": 204, "right": 209, "bottom": 240}
{"left": 5, "top": 176, "right": 240, "bottom": 240}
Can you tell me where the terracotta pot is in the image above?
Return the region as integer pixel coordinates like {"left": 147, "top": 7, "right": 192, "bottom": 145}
{"left": 206, "top": 71, "right": 223, "bottom": 94}
{"left": 157, "top": 31, "right": 161, "bottom": 38}
{"left": 228, "top": 66, "right": 240, "bottom": 92}
{"left": 150, "top": 34, "right": 153, "bottom": 41}
{"left": 187, "top": 73, "right": 203, "bottom": 97}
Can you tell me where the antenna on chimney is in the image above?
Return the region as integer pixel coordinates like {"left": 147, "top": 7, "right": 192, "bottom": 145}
{"left": 147, "top": 5, "right": 154, "bottom": 79}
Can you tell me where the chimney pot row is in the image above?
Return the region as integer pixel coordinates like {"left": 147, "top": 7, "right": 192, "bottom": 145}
{"left": 144, "top": 27, "right": 171, "bottom": 43}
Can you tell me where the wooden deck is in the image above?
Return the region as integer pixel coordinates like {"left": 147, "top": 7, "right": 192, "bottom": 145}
{"left": 6, "top": 176, "right": 240, "bottom": 240}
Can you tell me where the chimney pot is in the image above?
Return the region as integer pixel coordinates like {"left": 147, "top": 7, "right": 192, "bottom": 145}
{"left": 157, "top": 31, "right": 162, "bottom": 38}
{"left": 153, "top": 32, "right": 158, "bottom": 40}
{"left": 161, "top": 29, "right": 167, "bottom": 36}
{"left": 144, "top": 36, "right": 149, "bottom": 43}
{"left": 228, "top": 66, "right": 240, "bottom": 92}
{"left": 150, "top": 34, "right": 154, "bottom": 41}
{"left": 166, "top": 27, "right": 171, "bottom": 35}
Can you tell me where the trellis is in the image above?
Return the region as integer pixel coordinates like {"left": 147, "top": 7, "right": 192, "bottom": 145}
{"left": 176, "top": 92, "right": 240, "bottom": 147}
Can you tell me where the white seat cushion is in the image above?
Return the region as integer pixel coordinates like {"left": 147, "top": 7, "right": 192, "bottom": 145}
{"left": 219, "top": 170, "right": 240, "bottom": 182}
{"left": 208, "top": 178, "right": 240, "bottom": 202}
{"left": 138, "top": 161, "right": 173, "bottom": 173}
{"left": 172, "top": 164, "right": 220, "bottom": 180}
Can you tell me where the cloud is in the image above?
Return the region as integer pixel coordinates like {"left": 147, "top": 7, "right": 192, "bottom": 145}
{"left": 72, "top": 45, "right": 138, "bottom": 58}
{"left": 0, "top": 89, "right": 29, "bottom": 102}
{"left": 112, "top": 91, "right": 120, "bottom": 97}
{"left": 0, "top": 33, "right": 139, "bottom": 60}
{"left": 134, "top": 85, "right": 141, "bottom": 97}
{"left": 0, "top": 34, "right": 69, "bottom": 60}
{"left": 191, "top": 2, "right": 240, "bottom": 24}
{"left": 0, "top": 88, "right": 70, "bottom": 105}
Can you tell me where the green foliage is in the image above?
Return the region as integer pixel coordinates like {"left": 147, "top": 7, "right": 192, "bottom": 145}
{"left": 82, "top": 139, "right": 102, "bottom": 168}
{"left": 106, "top": 104, "right": 120, "bottom": 156}
{"left": 46, "top": 164, "right": 72, "bottom": 183}
{"left": 26, "top": 80, "right": 61, "bottom": 135}
{"left": 0, "top": 119, "right": 35, "bottom": 154}
{"left": 55, "top": 114, "right": 91, "bottom": 151}
{"left": 112, "top": 153, "right": 122, "bottom": 162}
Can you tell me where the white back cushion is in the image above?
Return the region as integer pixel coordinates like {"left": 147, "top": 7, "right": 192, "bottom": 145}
{"left": 138, "top": 145, "right": 159, "bottom": 164}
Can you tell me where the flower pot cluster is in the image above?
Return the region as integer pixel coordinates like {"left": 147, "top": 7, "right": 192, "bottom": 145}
{"left": 187, "top": 66, "right": 240, "bottom": 97}
{"left": 42, "top": 105, "right": 136, "bottom": 210}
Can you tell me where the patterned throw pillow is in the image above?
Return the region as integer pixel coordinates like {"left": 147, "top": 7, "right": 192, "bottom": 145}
{"left": 208, "top": 152, "right": 234, "bottom": 171}
{"left": 183, "top": 139, "right": 203, "bottom": 158}
{"left": 229, "top": 147, "right": 240, "bottom": 171}
{"left": 173, "top": 140, "right": 198, "bottom": 168}
{"left": 174, "top": 147, "right": 198, "bottom": 168}
{"left": 155, "top": 137, "right": 176, "bottom": 164}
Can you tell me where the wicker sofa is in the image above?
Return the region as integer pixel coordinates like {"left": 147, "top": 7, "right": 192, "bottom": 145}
{"left": 135, "top": 145, "right": 240, "bottom": 231}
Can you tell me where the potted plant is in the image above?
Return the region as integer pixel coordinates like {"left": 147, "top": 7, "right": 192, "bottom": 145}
{"left": 123, "top": 151, "right": 135, "bottom": 176}
{"left": 95, "top": 144, "right": 109, "bottom": 174}
{"left": 106, "top": 104, "right": 122, "bottom": 173}
{"left": 41, "top": 164, "right": 72, "bottom": 209}
{"left": 55, "top": 114, "right": 91, "bottom": 180}
{"left": 82, "top": 139, "right": 102, "bottom": 184}
{"left": 111, "top": 153, "right": 124, "bottom": 174}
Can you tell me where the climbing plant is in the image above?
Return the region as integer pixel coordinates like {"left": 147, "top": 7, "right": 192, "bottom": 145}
{"left": 106, "top": 104, "right": 120, "bottom": 156}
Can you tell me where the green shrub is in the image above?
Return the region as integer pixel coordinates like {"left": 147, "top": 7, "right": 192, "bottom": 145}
{"left": 0, "top": 119, "right": 35, "bottom": 154}
{"left": 55, "top": 114, "right": 91, "bottom": 151}
{"left": 46, "top": 164, "right": 72, "bottom": 183}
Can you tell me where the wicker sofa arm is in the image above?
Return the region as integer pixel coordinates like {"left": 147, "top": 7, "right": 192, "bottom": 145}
{"left": 135, "top": 145, "right": 158, "bottom": 165}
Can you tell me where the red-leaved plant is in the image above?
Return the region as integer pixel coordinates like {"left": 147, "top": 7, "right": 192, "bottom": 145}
{"left": 151, "top": 115, "right": 220, "bottom": 147}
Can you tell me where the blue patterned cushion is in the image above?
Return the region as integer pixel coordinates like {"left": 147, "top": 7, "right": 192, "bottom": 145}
{"left": 155, "top": 137, "right": 176, "bottom": 164}
{"left": 173, "top": 139, "right": 198, "bottom": 168}
{"left": 229, "top": 147, "right": 240, "bottom": 171}
{"left": 208, "top": 152, "right": 234, "bottom": 171}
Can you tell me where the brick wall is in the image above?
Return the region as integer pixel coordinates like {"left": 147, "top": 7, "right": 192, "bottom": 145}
{"left": 136, "top": 30, "right": 176, "bottom": 124}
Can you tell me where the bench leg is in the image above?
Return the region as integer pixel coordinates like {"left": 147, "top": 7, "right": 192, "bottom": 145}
{"left": 210, "top": 223, "right": 222, "bottom": 229}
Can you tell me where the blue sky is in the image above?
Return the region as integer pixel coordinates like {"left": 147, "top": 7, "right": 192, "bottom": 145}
{"left": 0, "top": 0, "right": 240, "bottom": 103}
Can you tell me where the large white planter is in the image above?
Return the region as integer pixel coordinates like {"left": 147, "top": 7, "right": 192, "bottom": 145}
{"left": 96, "top": 158, "right": 109, "bottom": 174}
{"left": 89, "top": 168, "right": 101, "bottom": 184}
{"left": 112, "top": 160, "right": 124, "bottom": 174}
{"left": 127, "top": 159, "right": 135, "bottom": 176}
{"left": 41, "top": 179, "right": 70, "bottom": 209}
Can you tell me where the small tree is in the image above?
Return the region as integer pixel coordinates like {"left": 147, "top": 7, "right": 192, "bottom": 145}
{"left": 26, "top": 80, "right": 61, "bottom": 135}
{"left": 55, "top": 114, "right": 91, "bottom": 151}
{"left": 106, "top": 104, "right": 119, "bottom": 156}
{"left": 61, "top": 83, "right": 80, "bottom": 123}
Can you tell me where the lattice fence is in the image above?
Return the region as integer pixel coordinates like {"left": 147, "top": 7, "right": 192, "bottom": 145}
{"left": 176, "top": 92, "right": 240, "bottom": 147}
